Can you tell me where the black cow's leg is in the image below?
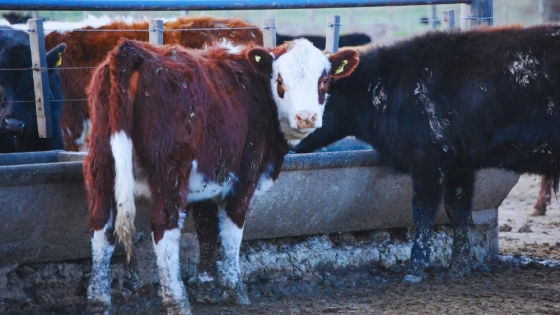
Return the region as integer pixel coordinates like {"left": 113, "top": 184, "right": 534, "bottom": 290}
{"left": 444, "top": 168, "right": 475, "bottom": 278}
{"left": 191, "top": 200, "right": 221, "bottom": 304}
{"left": 404, "top": 166, "right": 443, "bottom": 283}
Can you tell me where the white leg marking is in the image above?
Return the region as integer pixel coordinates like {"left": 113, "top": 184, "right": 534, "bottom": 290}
{"left": 88, "top": 224, "right": 115, "bottom": 313}
{"left": 217, "top": 207, "right": 244, "bottom": 288}
{"left": 153, "top": 228, "right": 191, "bottom": 313}
{"left": 110, "top": 131, "right": 136, "bottom": 259}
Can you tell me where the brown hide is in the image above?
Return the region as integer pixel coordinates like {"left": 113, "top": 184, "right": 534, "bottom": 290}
{"left": 45, "top": 16, "right": 263, "bottom": 151}
{"left": 84, "top": 39, "right": 288, "bottom": 241}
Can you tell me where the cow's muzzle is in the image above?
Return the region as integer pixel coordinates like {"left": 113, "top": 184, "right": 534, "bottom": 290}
{"left": 2, "top": 118, "right": 25, "bottom": 134}
{"left": 295, "top": 111, "right": 319, "bottom": 129}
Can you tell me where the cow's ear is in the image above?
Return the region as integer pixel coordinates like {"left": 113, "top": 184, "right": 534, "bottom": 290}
{"left": 329, "top": 48, "right": 359, "bottom": 80}
{"left": 46, "top": 43, "right": 66, "bottom": 69}
{"left": 246, "top": 48, "right": 273, "bottom": 75}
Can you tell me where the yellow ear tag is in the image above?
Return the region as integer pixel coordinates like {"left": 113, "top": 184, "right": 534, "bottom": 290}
{"left": 255, "top": 55, "right": 262, "bottom": 62}
{"left": 334, "top": 59, "right": 348, "bottom": 75}
{"left": 56, "top": 52, "right": 62, "bottom": 67}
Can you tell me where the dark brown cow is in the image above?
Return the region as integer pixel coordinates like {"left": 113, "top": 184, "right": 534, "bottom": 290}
{"left": 84, "top": 38, "right": 358, "bottom": 314}
{"left": 44, "top": 16, "right": 263, "bottom": 151}
{"left": 293, "top": 24, "right": 560, "bottom": 283}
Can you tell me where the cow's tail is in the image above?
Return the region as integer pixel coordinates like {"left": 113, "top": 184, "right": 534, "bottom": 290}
{"left": 108, "top": 39, "right": 144, "bottom": 262}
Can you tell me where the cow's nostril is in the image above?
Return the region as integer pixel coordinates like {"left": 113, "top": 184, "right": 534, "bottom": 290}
{"left": 295, "top": 112, "right": 317, "bottom": 129}
{"left": 3, "top": 118, "right": 25, "bottom": 134}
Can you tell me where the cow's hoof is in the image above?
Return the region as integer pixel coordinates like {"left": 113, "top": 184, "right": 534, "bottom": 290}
{"left": 190, "top": 276, "right": 221, "bottom": 304}
{"left": 85, "top": 298, "right": 110, "bottom": 315}
{"left": 220, "top": 285, "right": 251, "bottom": 305}
{"left": 530, "top": 207, "right": 547, "bottom": 216}
{"left": 162, "top": 300, "right": 192, "bottom": 315}
{"left": 402, "top": 274, "right": 424, "bottom": 283}
{"left": 447, "top": 256, "right": 472, "bottom": 279}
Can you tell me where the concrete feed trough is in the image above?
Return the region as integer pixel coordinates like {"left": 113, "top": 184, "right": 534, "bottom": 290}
{"left": 0, "top": 139, "right": 519, "bottom": 266}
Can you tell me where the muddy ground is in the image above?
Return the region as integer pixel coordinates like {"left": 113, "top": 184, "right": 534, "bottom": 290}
{"left": 187, "top": 175, "right": 560, "bottom": 315}
{"left": 190, "top": 175, "right": 560, "bottom": 315}
{"left": 4, "top": 174, "right": 560, "bottom": 315}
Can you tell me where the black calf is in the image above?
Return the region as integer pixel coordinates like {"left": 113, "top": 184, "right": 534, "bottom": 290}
{"left": 0, "top": 26, "right": 66, "bottom": 153}
{"left": 294, "top": 25, "right": 560, "bottom": 281}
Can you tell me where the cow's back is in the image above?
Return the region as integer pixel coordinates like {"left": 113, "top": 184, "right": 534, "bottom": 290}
{"left": 0, "top": 26, "right": 28, "bottom": 47}
{"left": 353, "top": 26, "right": 560, "bottom": 170}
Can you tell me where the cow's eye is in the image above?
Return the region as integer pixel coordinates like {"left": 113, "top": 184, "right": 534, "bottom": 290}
{"left": 277, "top": 79, "right": 283, "bottom": 86}
{"left": 322, "top": 78, "right": 328, "bottom": 85}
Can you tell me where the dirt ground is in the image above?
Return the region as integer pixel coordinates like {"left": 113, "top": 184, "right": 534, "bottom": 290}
{"left": 117, "top": 174, "right": 560, "bottom": 315}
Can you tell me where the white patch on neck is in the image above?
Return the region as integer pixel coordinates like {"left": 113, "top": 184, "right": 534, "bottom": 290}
{"left": 288, "top": 139, "right": 302, "bottom": 147}
{"left": 153, "top": 228, "right": 190, "bottom": 311}
{"left": 254, "top": 163, "right": 275, "bottom": 196}
{"left": 188, "top": 160, "right": 235, "bottom": 202}
{"left": 217, "top": 207, "right": 244, "bottom": 287}
{"left": 88, "top": 222, "right": 115, "bottom": 310}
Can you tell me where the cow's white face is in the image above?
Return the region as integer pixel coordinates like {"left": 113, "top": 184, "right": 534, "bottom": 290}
{"left": 245, "top": 40, "right": 359, "bottom": 147}
{"left": 270, "top": 39, "right": 359, "bottom": 146}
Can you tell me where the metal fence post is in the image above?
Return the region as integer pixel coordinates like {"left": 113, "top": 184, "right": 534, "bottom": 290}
{"left": 325, "top": 15, "right": 340, "bottom": 53}
{"left": 442, "top": 9, "right": 456, "bottom": 30}
{"left": 461, "top": 0, "right": 493, "bottom": 30}
{"left": 263, "top": 18, "right": 276, "bottom": 48}
{"left": 429, "top": 5, "right": 438, "bottom": 29}
{"left": 28, "top": 18, "right": 52, "bottom": 138}
{"left": 149, "top": 19, "right": 163, "bottom": 45}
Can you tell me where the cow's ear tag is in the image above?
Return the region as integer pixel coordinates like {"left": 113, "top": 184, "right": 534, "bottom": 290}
{"left": 255, "top": 54, "right": 262, "bottom": 62}
{"left": 56, "top": 52, "right": 62, "bottom": 67}
{"left": 334, "top": 59, "right": 348, "bottom": 75}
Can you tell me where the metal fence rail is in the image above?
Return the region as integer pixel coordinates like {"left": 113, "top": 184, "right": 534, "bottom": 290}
{"left": 0, "top": 0, "right": 471, "bottom": 11}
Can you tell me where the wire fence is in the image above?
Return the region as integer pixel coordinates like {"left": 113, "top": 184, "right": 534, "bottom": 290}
{"left": 0, "top": 8, "right": 492, "bottom": 119}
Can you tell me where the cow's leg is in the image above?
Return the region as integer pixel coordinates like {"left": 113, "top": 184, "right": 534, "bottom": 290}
{"left": 149, "top": 158, "right": 192, "bottom": 315}
{"left": 87, "top": 210, "right": 115, "bottom": 315}
{"left": 216, "top": 196, "right": 251, "bottom": 305}
{"left": 404, "top": 166, "right": 443, "bottom": 283}
{"left": 191, "top": 200, "right": 221, "bottom": 304}
{"left": 444, "top": 168, "right": 475, "bottom": 278}
{"left": 532, "top": 176, "right": 551, "bottom": 216}
{"left": 152, "top": 205, "right": 191, "bottom": 315}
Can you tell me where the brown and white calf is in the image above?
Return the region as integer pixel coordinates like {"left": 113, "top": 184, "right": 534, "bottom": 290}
{"left": 84, "top": 38, "right": 358, "bottom": 314}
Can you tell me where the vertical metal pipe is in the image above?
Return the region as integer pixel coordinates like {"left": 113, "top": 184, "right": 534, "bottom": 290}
{"left": 28, "top": 18, "right": 52, "bottom": 138}
{"left": 149, "top": 19, "right": 164, "bottom": 45}
{"left": 461, "top": 0, "right": 493, "bottom": 30}
{"left": 442, "top": 9, "right": 455, "bottom": 30}
{"left": 325, "top": 15, "right": 341, "bottom": 53}
{"left": 263, "top": 18, "right": 276, "bottom": 48}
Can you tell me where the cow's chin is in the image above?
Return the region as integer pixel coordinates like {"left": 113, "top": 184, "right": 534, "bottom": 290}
{"left": 279, "top": 120, "right": 315, "bottom": 147}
